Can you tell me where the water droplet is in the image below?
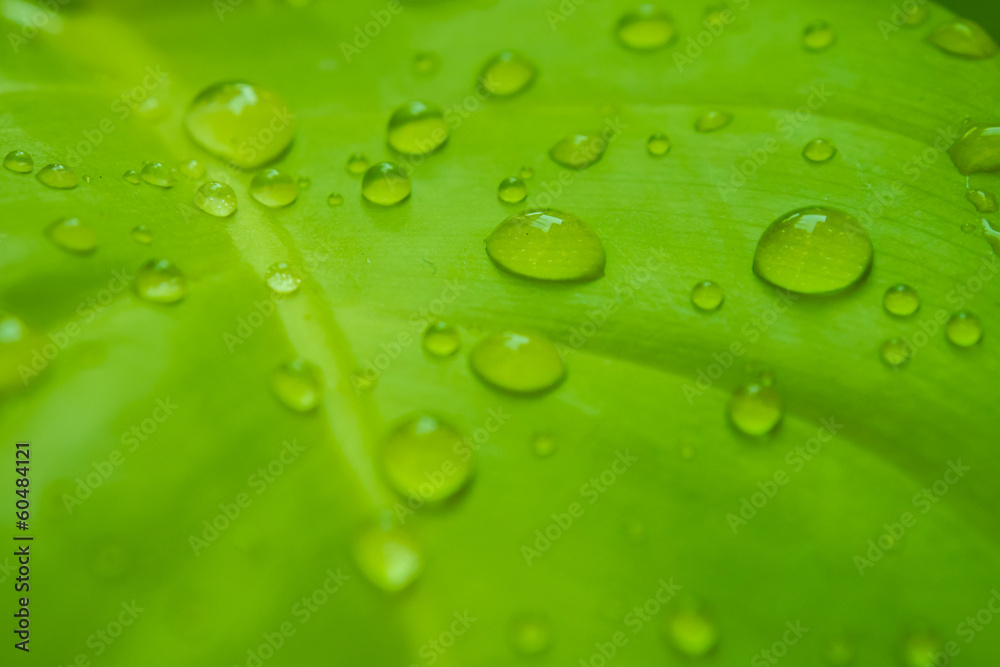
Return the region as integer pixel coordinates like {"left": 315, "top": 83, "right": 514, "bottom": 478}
{"left": 691, "top": 281, "right": 724, "bottom": 311}
{"left": 412, "top": 51, "right": 441, "bottom": 76}
{"left": 549, "top": 133, "right": 606, "bottom": 169}
{"left": 270, "top": 359, "right": 322, "bottom": 412}
{"left": 0, "top": 311, "right": 26, "bottom": 343}
{"left": 803, "top": 20, "right": 836, "bottom": 51}
{"left": 296, "top": 175, "right": 311, "bottom": 189}
{"left": 508, "top": 613, "right": 552, "bottom": 655}
{"left": 803, "top": 138, "right": 837, "bottom": 163}
{"left": 497, "top": 176, "right": 527, "bottom": 203}
{"left": 184, "top": 82, "right": 295, "bottom": 168}
{"left": 486, "top": 209, "right": 605, "bottom": 282}
{"left": 947, "top": 124, "right": 1000, "bottom": 175}
{"left": 478, "top": 50, "right": 536, "bottom": 97}
{"left": 123, "top": 169, "right": 141, "bottom": 184}
{"left": 194, "top": 181, "right": 238, "bottom": 217}
{"left": 704, "top": 4, "right": 732, "bottom": 30}
{"left": 352, "top": 521, "right": 422, "bottom": 592}
{"left": 753, "top": 207, "right": 873, "bottom": 295}
{"left": 135, "top": 96, "right": 167, "bottom": 121}
{"left": 966, "top": 189, "right": 998, "bottom": 212}
{"left": 135, "top": 259, "right": 186, "bottom": 304}
{"left": 387, "top": 101, "right": 449, "bottom": 156}
{"left": 695, "top": 110, "right": 732, "bottom": 132}
{"left": 520, "top": 166, "right": 534, "bottom": 179}
{"left": 901, "top": 629, "right": 943, "bottom": 667}
{"left": 825, "top": 635, "right": 855, "bottom": 665}
{"left": 881, "top": 338, "right": 913, "bottom": 368}
{"left": 946, "top": 311, "right": 983, "bottom": 347}
{"left": 250, "top": 169, "right": 298, "bottom": 207}
{"left": 883, "top": 284, "right": 920, "bottom": 316}
{"left": 178, "top": 159, "right": 206, "bottom": 180}
{"left": 902, "top": 5, "right": 928, "bottom": 27}
{"left": 422, "top": 322, "right": 461, "bottom": 358}
{"left": 3, "top": 150, "right": 33, "bottom": 173}
{"left": 265, "top": 261, "right": 301, "bottom": 294}
{"left": 927, "top": 18, "right": 998, "bottom": 59}
{"left": 36, "top": 163, "right": 77, "bottom": 189}
{"left": 647, "top": 133, "right": 671, "bottom": 156}
{"left": 140, "top": 161, "right": 176, "bottom": 188}
{"left": 380, "top": 414, "right": 474, "bottom": 502}
{"left": 962, "top": 222, "right": 977, "bottom": 233}
{"left": 131, "top": 225, "right": 153, "bottom": 245}
{"left": 470, "top": 330, "right": 565, "bottom": 394}
{"left": 46, "top": 217, "right": 96, "bottom": 254}
{"left": 728, "top": 383, "right": 783, "bottom": 436}
{"left": 982, "top": 219, "right": 1000, "bottom": 254}
{"left": 531, "top": 433, "right": 557, "bottom": 457}
{"left": 616, "top": 5, "right": 677, "bottom": 51}
{"left": 360, "top": 162, "right": 410, "bottom": 206}
{"left": 346, "top": 152, "right": 370, "bottom": 174}
{"left": 664, "top": 598, "right": 719, "bottom": 657}
{"left": 327, "top": 192, "right": 344, "bottom": 206}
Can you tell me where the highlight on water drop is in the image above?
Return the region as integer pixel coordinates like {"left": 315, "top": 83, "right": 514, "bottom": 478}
{"left": 647, "top": 133, "right": 671, "bottom": 156}
{"left": 346, "top": 152, "right": 370, "bottom": 174}
{"left": 966, "top": 189, "right": 998, "bottom": 212}
{"left": 691, "top": 281, "right": 724, "bottom": 311}
{"left": 880, "top": 338, "right": 913, "bottom": 368}
{"left": 947, "top": 124, "right": 1000, "bottom": 175}
{"left": 883, "top": 284, "right": 920, "bottom": 317}
{"left": 123, "top": 169, "right": 141, "bottom": 184}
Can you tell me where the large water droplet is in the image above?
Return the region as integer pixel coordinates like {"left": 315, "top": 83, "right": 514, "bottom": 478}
{"left": 346, "top": 152, "right": 370, "bottom": 174}
{"left": 803, "top": 20, "right": 836, "bottom": 51}
{"left": 947, "top": 124, "right": 1000, "bottom": 175}
{"left": 753, "top": 207, "right": 873, "bottom": 295}
{"left": 927, "top": 18, "right": 998, "bottom": 59}
{"left": 728, "top": 383, "right": 783, "bottom": 436}
{"left": 478, "top": 50, "right": 536, "bottom": 97}
{"left": 497, "top": 176, "right": 527, "bottom": 203}
{"left": 265, "top": 261, "right": 301, "bottom": 294}
{"left": 380, "top": 414, "right": 474, "bottom": 503}
{"left": 549, "top": 133, "right": 606, "bottom": 170}
{"left": 695, "top": 110, "right": 732, "bottom": 132}
{"left": 184, "top": 82, "right": 295, "bottom": 168}
{"left": 250, "top": 169, "right": 298, "bottom": 207}
{"left": 135, "top": 259, "right": 186, "bottom": 304}
{"left": 881, "top": 338, "right": 913, "bottom": 368}
{"left": 664, "top": 598, "right": 719, "bottom": 657}
{"left": 509, "top": 613, "right": 552, "bottom": 655}
{"left": 140, "top": 162, "right": 176, "bottom": 188}
{"left": 270, "top": 359, "right": 322, "bottom": 412}
{"left": 647, "top": 133, "right": 671, "bottom": 156}
{"left": 422, "top": 322, "right": 461, "bottom": 358}
{"left": 470, "top": 330, "right": 565, "bottom": 394}
{"left": 195, "top": 181, "right": 238, "bottom": 217}
{"left": 387, "top": 101, "right": 449, "bottom": 156}
{"left": 967, "top": 189, "right": 998, "bottom": 212}
{"left": 486, "top": 209, "right": 605, "bottom": 282}
{"left": 616, "top": 5, "right": 677, "bottom": 50}
{"left": 946, "top": 311, "right": 983, "bottom": 347}
{"left": 3, "top": 150, "right": 33, "bottom": 173}
{"left": 362, "top": 162, "right": 411, "bottom": 206}
{"left": 803, "top": 138, "right": 837, "bottom": 163}
{"left": 36, "top": 164, "right": 77, "bottom": 189}
{"left": 46, "top": 218, "right": 96, "bottom": 254}
{"left": 883, "top": 284, "right": 920, "bottom": 317}
{"left": 691, "top": 281, "right": 724, "bottom": 311}
{"left": 352, "top": 521, "right": 422, "bottom": 592}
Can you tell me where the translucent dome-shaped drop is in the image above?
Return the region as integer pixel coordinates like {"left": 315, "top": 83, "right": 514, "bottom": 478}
{"left": 386, "top": 101, "right": 449, "bottom": 156}
{"left": 486, "top": 209, "right": 605, "bottom": 282}
{"left": 549, "top": 133, "right": 606, "bottom": 170}
{"left": 270, "top": 359, "right": 322, "bottom": 412}
{"left": 616, "top": 5, "right": 676, "bottom": 50}
{"left": 728, "top": 383, "right": 783, "bottom": 436}
{"left": 195, "top": 181, "right": 238, "bottom": 217}
{"left": 753, "top": 207, "right": 873, "bottom": 295}
{"left": 46, "top": 218, "right": 97, "bottom": 254}
{"left": 352, "top": 522, "right": 422, "bottom": 592}
{"left": 135, "top": 260, "right": 187, "bottom": 304}
{"left": 36, "top": 164, "right": 77, "bottom": 189}
{"left": 948, "top": 124, "right": 1000, "bottom": 175}
{"left": 361, "top": 162, "right": 411, "bottom": 206}
{"left": 927, "top": 18, "right": 998, "bottom": 59}
{"left": 380, "top": 414, "right": 474, "bottom": 502}
{"left": 478, "top": 50, "right": 536, "bottom": 97}
{"left": 470, "top": 330, "right": 565, "bottom": 394}
{"left": 250, "top": 169, "right": 298, "bottom": 207}
{"left": 3, "top": 150, "right": 33, "bottom": 173}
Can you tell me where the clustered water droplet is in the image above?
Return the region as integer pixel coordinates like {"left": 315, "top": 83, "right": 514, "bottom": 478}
{"left": 946, "top": 311, "right": 983, "bottom": 347}
{"left": 966, "top": 189, "right": 998, "bottom": 212}
{"left": 803, "top": 20, "right": 836, "bottom": 51}
{"left": 352, "top": 520, "right": 423, "bottom": 592}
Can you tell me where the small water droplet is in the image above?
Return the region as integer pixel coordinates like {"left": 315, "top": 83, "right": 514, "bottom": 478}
{"left": 296, "top": 175, "right": 311, "bottom": 189}
{"left": 691, "top": 281, "right": 724, "bottom": 311}
{"left": 982, "top": 219, "right": 1000, "bottom": 253}
{"left": 695, "top": 110, "right": 732, "bottom": 132}
{"left": 478, "top": 50, "right": 536, "bottom": 97}
{"left": 194, "top": 181, "right": 238, "bottom": 217}
{"left": 422, "top": 322, "right": 461, "bottom": 358}
{"left": 135, "top": 259, "right": 186, "bottom": 304}
{"left": 948, "top": 124, "right": 1000, "bottom": 175}
{"left": 123, "top": 169, "right": 141, "bottom": 184}
{"left": 497, "top": 176, "right": 527, "bottom": 203}
{"left": 646, "top": 133, "right": 671, "bottom": 157}
{"left": 962, "top": 222, "right": 977, "bottom": 233}
{"left": 901, "top": 629, "right": 943, "bottom": 667}
{"left": 927, "top": 18, "right": 998, "bottom": 59}
{"left": 140, "top": 161, "right": 176, "bottom": 188}
{"left": 883, "top": 284, "right": 920, "bottom": 316}
{"left": 46, "top": 217, "right": 96, "bottom": 254}
{"left": 946, "top": 311, "right": 983, "bottom": 347}
{"left": 728, "top": 382, "right": 783, "bottom": 436}
{"left": 412, "top": 51, "right": 441, "bottom": 76}
{"left": 966, "top": 189, "right": 998, "bottom": 212}
{"left": 881, "top": 338, "right": 913, "bottom": 368}
{"left": 803, "top": 138, "right": 837, "bottom": 163}
{"left": 470, "top": 330, "right": 565, "bottom": 394}
{"left": 36, "top": 164, "right": 77, "bottom": 189}
{"left": 664, "top": 598, "right": 719, "bottom": 657}
{"left": 531, "top": 433, "right": 557, "bottom": 457}
{"left": 508, "top": 613, "right": 552, "bottom": 656}
{"left": 184, "top": 82, "right": 295, "bottom": 168}
{"left": 803, "top": 20, "right": 836, "bottom": 51}
{"left": 380, "top": 414, "right": 474, "bottom": 502}
{"left": 549, "top": 133, "right": 606, "bottom": 170}
{"left": 250, "top": 169, "right": 298, "bottom": 207}
{"left": 352, "top": 521, "right": 422, "bottom": 592}
{"left": 270, "top": 359, "right": 322, "bottom": 412}
{"left": 130, "top": 225, "right": 153, "bottom": 245}
{"left": 616, "top": 5, "right": 677, "bottom": 51}
{"left": 387, "top": 101, "right": 449, "bottom": 156}
{"left": 753, "top": 207, "right": 873, "bottom": 295}
{"left": 486, "top": 209, "right": 605, "bottom": 282}
{"left": 902, "top": 5, "right": 928, "bottom": 26}
{"left": 825, "top": 635, "right": 855, "bottom": 665}
{"left": 520, "top": 166, "right": 534, "bottom": 179}
{"left": 178, "top": 159, "right": 206, "bottom": 180}
{"left": 327, "top": 192, "right": 344, "bottom": 206}
{"left": 361, "top": 162, "right": 411, "bottom": 206}
{"left": 265, "top": 261, "right": 301, "bottom": 294}
{"left": 135, "top": 96, "right": 167, "bottom": 121}
{"left": 3, "top": 150, "right": 33, "bottom": 173}
{"left": 346, "top": 152, "right": 370, "bottom": 174}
